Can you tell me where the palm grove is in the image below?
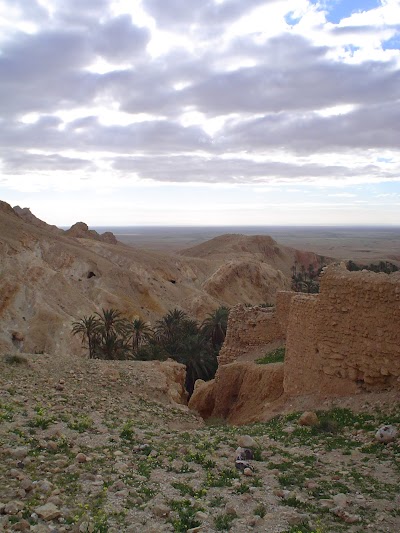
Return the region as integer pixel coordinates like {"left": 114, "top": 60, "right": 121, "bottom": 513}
{"left": 72, "top": 307, "right": 229, "bottom": 395}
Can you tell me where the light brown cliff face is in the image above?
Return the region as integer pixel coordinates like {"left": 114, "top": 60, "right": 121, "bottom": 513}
{"left": 0, "top": 200, "right": 304, "bottom": 357}
{"left": 188, "top": 362, "right": 284, "bottom": 425}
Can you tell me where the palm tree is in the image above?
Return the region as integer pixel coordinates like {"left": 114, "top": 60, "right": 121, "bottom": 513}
{"left": 128, "top": 318, "right": 153, "bottom": 355}
{"left": 94, "top": 308, "right": 130, "bottom": 359}
{"left": 154, "top": 308, "right": 189, "bottom": 346}
{"left": 201, "top": 306, "right": 230, "bottom": 350}
{"left": 173, "top": 332, "right": 217, "bottom": 396}
{"left": 72, "top": 315, "right": 98, "bottom": 358}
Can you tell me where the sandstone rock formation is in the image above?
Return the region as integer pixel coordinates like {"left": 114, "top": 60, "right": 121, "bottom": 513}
{"left": 188, "top": 362, "right": 284, "bottom": 425}
{"left": 13, "top": 206, "right": 63, "bottom": 234}
{"left": 65, "top": 221, "right": 118, "bottom": 244}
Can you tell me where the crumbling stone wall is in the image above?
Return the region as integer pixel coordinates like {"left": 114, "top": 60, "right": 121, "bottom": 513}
{"left": 284, "top": 265, "right": 400, "bottom": 395}
{"left": 275, "top": 291, "right": 296, "bottom": 332}
{"left": 218, "top": 264, "right": 400, "bottom": 396}
{"left": 218, "top": 304, "right": 287, "bottom": 365}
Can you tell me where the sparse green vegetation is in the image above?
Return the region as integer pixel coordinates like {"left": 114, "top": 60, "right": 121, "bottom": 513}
{"left": 169, "top": 499, "right": 202, "bottom": 532}
{"left": 256, "top": 346, "right": 285, "bottom": 364}
{"left": 1, "top": 353, "right": 400, "bottom": 532}
{"left": 2, "top": 353, "right": 28, "bottom": 365}
{"left": 214, "top": 511, "right": 237, "bottom": 530}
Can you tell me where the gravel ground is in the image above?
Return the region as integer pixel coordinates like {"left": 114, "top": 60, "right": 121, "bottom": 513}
{"left": 1, "top": 354, "right": 399, "bottom": 533}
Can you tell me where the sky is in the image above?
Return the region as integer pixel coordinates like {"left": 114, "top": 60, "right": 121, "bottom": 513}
{"left": 0, "top": 0, "right": 399, "bottom": 226}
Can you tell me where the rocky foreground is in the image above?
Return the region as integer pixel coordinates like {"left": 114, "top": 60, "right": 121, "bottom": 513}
{"left": 1, "top": 354, "right": 399, "bottom": 533}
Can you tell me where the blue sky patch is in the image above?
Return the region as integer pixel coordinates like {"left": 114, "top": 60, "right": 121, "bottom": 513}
{"left": 284, "top": 11, "right": 302, "bottom": 26}
{"left": 382, "top": 32, "right": 400, "bottom": 50}
{"left": 310, "top": 0, "right": 382, "bottom": 24}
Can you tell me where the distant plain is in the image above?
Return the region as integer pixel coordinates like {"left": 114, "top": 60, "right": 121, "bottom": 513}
{"left": 91, "top": 225, "right": 400, "bottom": 265}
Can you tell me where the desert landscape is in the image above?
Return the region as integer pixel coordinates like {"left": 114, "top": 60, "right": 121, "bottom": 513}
{"left": 2, "top": 0, "right": 400, "bottom": 531}
{"left": 105, "top": 226, "right": 400, "bottom": 266}
{"left": 1, "top": 200, "right": 400, "bottom": 533}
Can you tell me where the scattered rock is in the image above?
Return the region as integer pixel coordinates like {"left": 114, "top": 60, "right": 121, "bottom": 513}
{"left": 237, "top": 435, "right": 257, "bottom": 448}
{"left": 4, "top": 501, "right": 24, "bottom": 515}
{"left": 287, "top": 513, "right": 308, "bottom": 526}
{"left": 298, "top": 411, "right": 319, "bottom": 427}
{"left": 10, "top": 447, "right": 29, "bottom": 460}
{"left": 152, "top": 504, "right": 170, "bottom": 518}
{"left": 236, "top": 446, "right": 254, "bottom": 460}
{"left": 35, "top": 503, "right": 62, "bottom": 521}
{"left": 333, "top": 493, "right": 348, "bottom": 508}
{"left": 375, "top": 425, "right": 398, "bottom": 443}
{"left": 331, "top": 507, "right": 360, "bottom": 523}
{"left": 20, "top": 477, "right": 33, "bottom": 492}
{"left": 11, "top": 518, "right": 30, "bottom": 531}
{"left": 37, "top": 480, "right": 53, "bottom": 494}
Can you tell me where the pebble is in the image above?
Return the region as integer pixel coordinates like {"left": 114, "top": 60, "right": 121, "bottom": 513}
{"left": 237, "top": 435, "right": 256, "bottom": 448}
{"left": 152, "top": 504, "right": 170, "bottom": 518}
{"left": 35, "top": 503, "right": 62, "bottom": 521}
{"left": 75, "top": 453, "right": 88, "bottom": 463}
{"left": 298, "top": 411, "right": 319, "bottom": 427}
{"left": 333, "top": 493, "right": 348, "bottom": 508}
{"left": 10, "top": 447, "right": 29, "bottom": 460}
{"left": 375, "top": 425, "right": 398, "bottom": 443}
{"left": 4, "top": 500, "right": 24, "bottom": 515}
{"left": 10, "top": 518, "right": 30, "bottom": 531}
{"left": 225, "top": 504, "right": 237, "bottom": 516}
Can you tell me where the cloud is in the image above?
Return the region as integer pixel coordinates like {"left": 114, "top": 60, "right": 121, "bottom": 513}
{"left": 142, "top": 0, "right": 273, "bottom": 33}
{"left": 94, "top": 15, "right": 151, "bottom": 62}
{"left": 0, "top": 0, "right": 49, "bottom": 23}
{"left": 111, "top": 154, "right": 397, "bottom": 184}
{"left": 0, "top": 0, "right": 399, "bottom": 215}
{"left": 218, "top": 100, "right": 400, "bottom": 152}
{"left": 1, "top": 152, "right": 95, "bottom": 174}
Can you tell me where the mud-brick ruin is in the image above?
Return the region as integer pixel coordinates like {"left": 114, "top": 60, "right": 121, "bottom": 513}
{"left": 189, "top": 264, "right": 400, "bottom": 424}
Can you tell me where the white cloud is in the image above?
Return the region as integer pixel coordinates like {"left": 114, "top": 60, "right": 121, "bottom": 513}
{"left": 0, "top": 0, "right": 399, "bottom": 225}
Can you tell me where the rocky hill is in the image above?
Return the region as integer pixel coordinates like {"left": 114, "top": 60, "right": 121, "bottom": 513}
{"left": 180, "top": 234, "right": 327, "bottom": 277}
{"left": 0, "top": 200, "right": 327, "bottom": 357}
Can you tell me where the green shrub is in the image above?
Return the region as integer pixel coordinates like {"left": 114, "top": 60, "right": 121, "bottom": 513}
{"left": 256, "top": 346, "right": 285, "bottom": 364}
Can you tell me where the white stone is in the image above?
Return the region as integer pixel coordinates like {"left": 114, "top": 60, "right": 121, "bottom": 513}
{"left": 375, "top": 425, "right": 398, "bottom": 443}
